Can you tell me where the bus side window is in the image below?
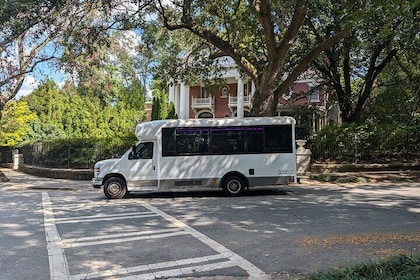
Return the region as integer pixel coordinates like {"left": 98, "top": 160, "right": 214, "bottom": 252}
{"left": 139, "top": 142, "right": 153, "bottom": 159}
{"left": 175, "top": 128, "right": 209, "bottom": 155}
{"left": 130, "top": 142, "right": 153, "bottom": 160}
{"left": 246, "top": 127, "right": 264, "bottom": 153}
{"left": 162, "top": 128, "right": 176, "bottom": 156}
{"left": 264, "top": 126, "right": 292, "bottom": 153}
{"left": 211, "top": 128, "right": 244, "bottom": 154}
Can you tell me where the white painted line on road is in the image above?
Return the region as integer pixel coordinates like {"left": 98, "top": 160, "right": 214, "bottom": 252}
{"left": 42, "top": 192, "right": 70, "bottom": 280}
{"left": 69, "top": 254, "right": 229, "bottom": 280}
{"left": 120, "top": 260, "right": 238, "bottom": 280}
{"left": 63, "top": 227, "right": 180, "bottom": 243}
{"left": 140, "top": 201, "right": 269, "bottom": 280}
{"left": 55, "top": 211, "right": 152, "bottom": 221}
{"left": 55, "top": 213, "right": 158, "bottom": 224}
{"left": 62, "top": 228, "right": 187, "bottom": 248}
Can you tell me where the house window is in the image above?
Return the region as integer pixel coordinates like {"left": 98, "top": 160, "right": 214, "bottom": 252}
{"left": 309, "top": 88, "right": 320, "bottom": 102}
{"left": 198, "top": 111, "right": 214, "bottom": 118}
{"left": 201, "top": 87, "right": 211, "bottom": 98}
{"left": 221, "top": 87, "right": 228, "bottom": 97}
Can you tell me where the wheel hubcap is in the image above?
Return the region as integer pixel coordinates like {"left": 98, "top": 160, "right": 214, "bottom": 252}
{"left": 109, "top": 183, "right": 121, "bottom": 195}
{"left": 228, "top": 180, "right": 241, "bottom": 193}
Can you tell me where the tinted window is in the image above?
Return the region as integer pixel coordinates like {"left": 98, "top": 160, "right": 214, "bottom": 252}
{"left": 264, "top": 126, "right": 293, "bottom": 153}
{"left": 210, "top": 127, "right": 244, "bottom": 154}
{"left": 176, "top": 128, "right": 209, "bottom": 155}
{"left": 162, "top": 128, "right": 176, "bottom": 156}
{"left": 130, "top": 142, "right": 153, "bottom": 160}
{"left": 246, "top": 127, "right": 264, "bottom": 153}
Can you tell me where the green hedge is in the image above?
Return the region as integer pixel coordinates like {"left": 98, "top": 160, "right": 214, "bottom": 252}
{"left": 310, "top": 123, "right": 420, "bottom": 162}
{"left": 17, "top": 134, "right": 137, "bottom": 169}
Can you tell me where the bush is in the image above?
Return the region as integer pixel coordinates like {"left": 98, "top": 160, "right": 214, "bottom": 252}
{"left": 310, "top": 123, "right": 419, "bottom": 162}
{"left": 307, "top": 254, "right": 420, "bottom": 280}
{"left": 17, "top": 134, "right": 137, "bottom": 169}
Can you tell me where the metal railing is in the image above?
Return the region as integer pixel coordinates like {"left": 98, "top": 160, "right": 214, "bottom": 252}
{"left": 228, "top": 95, "right": 251, "bottom": 107}
{"left": 191, "top": 96, "right": 213, "bottom": 108}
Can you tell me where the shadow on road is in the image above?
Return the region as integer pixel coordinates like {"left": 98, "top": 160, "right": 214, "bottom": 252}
{"left": 125, "top": 187, "right": 291, "bottom": 199}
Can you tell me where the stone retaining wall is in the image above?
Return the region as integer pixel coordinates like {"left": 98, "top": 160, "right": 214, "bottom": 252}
{"left": 18, "top": 164, "right": 92, "bottom": 180}
{"left": 311, "top": 162, "right": 420, "bottom": 173}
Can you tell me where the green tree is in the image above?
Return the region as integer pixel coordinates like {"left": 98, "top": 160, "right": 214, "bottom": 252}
{"left": 0, "top": 0, "right": 109, "bottom": 114}
{"left": 137, "top": 0, "right": 351, "bottom": 116}
{"left": 166, "top": 102, "right": 178, "bottom": 119}
{"left": 310, "top": 0, "right": 419, "bottom": 123}
{"left": 0, "top": 100, "right": 37, "bottom": 146}
{"left": 151, "top": 96, "right": 161, "bottom": 120}
{"left": 22, "top": 79, "right": 66, "bottom": 137}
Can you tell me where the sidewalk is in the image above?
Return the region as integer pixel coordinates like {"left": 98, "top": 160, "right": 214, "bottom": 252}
{"left": 300, "top": 170, "right": 420, "bottom": 185}
{"left": 1, "top": 167, "right": 419, "bottom": 192}
{"left": 0, "top": 168, "right": 92, "bottom": 191}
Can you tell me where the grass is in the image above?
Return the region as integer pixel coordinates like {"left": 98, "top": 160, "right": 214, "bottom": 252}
{"left": 306, "top": 254, "right": 420, "bottom": 280}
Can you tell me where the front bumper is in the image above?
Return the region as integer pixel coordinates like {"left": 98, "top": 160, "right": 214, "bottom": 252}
{"left": 92, "top": 177, "right": 103, "bottom": 188}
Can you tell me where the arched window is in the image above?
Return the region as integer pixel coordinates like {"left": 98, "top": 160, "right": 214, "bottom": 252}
{"left": 197, "top": 111, "right": 214, "bottom": 118}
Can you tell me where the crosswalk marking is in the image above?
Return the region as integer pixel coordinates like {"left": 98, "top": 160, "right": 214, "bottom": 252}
{"left": 55, "top": 211, "right": 152, "bottom": 221}
{"left": 140, "top": 201, "right": 268, "bottom": 280}
{"left": 55, "top": 213, "right": 158, "bottom": 224}
{"left": 42, "top": 192, "right": 70, "bottom": 280}
{"left": 62, "top": 230, "right": 188, "bottom": 248}
{"left": 43, "top": 193, "right": 268, "bottom": 279}
{"left": 69, "top": 254, "right": 228, "bottom": 280}
{"left": 119, "top": 260, "right": 238, "bottom": 280}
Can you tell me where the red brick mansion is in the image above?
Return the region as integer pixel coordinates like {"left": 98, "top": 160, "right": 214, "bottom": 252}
{"left": 147, "top": 57, "right": 341, "bottom": 133}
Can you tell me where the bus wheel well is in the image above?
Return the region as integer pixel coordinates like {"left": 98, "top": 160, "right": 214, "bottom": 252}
{"left": 220, "top": 172, "right": 249, "bottom": 196}
{"left": 103, "top": 173, "right": 126, "bottom": 185}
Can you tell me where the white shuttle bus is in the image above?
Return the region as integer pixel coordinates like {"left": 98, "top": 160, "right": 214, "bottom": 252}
{"left": 92, "top": 117, "right": 297, "bottom": 198}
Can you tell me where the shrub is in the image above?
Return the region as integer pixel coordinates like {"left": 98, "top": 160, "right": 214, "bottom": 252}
{"left": 17, "top": 134, "right": 137, "bottom": 169}
{"left": 307, "top": 254, "right": 420, "bottom": 280}
{"left": 310, "top": 123, "right": 419, "bottom": 162}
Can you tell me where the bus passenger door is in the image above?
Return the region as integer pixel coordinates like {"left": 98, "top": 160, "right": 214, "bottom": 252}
{"left": 125, "top": 141, "right": 158, "bottom": 190}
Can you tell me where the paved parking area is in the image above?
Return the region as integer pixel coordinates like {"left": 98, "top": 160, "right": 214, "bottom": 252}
{"left": 1, "top": 168, "right": 419, "bottom": 279}
{"left": 42, "top": 192, "right": 268, "bottom": 279}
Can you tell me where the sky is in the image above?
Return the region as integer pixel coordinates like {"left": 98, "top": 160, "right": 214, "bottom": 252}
{"left": 15, "top": 30, "right": 142, "bottom": 100}
{"left": 15, "top": 66, "right": 66, "bottom": 99}
{"left": 15, "top": 75, "right": 40, "bottom": 99}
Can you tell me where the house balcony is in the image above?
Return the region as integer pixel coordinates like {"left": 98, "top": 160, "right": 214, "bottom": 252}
{"left": 191, "top": 96, "right": 214, "bottom": 113}
{"left": 228, "top": 95, "right": 252, "bottom": 110}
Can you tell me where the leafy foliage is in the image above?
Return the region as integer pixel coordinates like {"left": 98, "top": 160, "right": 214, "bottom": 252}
{"left": 308, "top": 254, "right": 420, "bottom": 280}
{"left": 18, "top": 135, "right": 137, "bottom": 169}
{"left": 139, "top": 0, "right": 351, "bottom": 116}
{"left": 311, "top": 123, "right": 419, "bottom": 162}
{"left": 0, "top": 100, "right": 36, "bottom": 146}
{"left": 310, "top": 0, "right": 419, "bottom": 123}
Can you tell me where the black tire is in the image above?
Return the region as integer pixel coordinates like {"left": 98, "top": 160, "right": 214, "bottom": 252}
{"left": 104, "top": 177, "right": 127, "bottom": 199}
{"left": 222, "top": 175, "right": 245, "bottom": 197}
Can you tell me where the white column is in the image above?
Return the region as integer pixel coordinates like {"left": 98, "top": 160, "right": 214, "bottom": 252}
{"left": 237, "top": 78, "right": 244, "bottom": 118}
{"left": 180, "top": 83, "right": 190, "bottom": 119}
{"left": 185, "top": 85, "right": 190, "bottom": 119}
{"left": 175, "top": 84, "right": 180, "bottom": 117}
{"left": 169, "top": 83, "right": 175, "bottom": 103}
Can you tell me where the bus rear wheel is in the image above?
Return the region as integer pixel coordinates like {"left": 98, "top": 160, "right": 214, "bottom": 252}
{"left": 104, "top": 177, "right": 127, "bottom": 199}
{"left": 222, "top": 175, "right": 245, "bottom": 197}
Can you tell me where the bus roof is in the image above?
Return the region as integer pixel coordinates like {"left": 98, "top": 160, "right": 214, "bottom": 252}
{"left": 135, "top": 117, "right": 295, "bottom": 141}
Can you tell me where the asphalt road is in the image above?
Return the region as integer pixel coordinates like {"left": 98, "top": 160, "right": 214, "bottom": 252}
{"left": 0, "top": 169, "right": 419, "bottom": 279}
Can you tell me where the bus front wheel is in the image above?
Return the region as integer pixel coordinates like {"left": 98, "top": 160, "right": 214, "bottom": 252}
{"left": 222, "top": 175, "right": 245, "bottom": 197}
{"left": 104, "top": 177, "right": 127, "bottom": 199}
